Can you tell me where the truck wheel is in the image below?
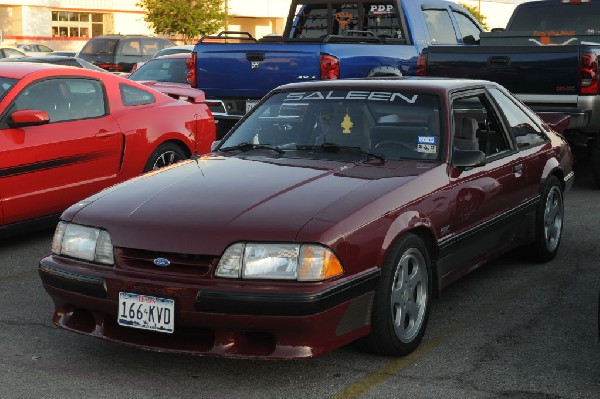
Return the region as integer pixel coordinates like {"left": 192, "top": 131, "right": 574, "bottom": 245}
{"left": 143, "top": 143, "right": 187, "bottom": 172}
{"left": 528, "top": 176, "right": 564, "bottom": 262}
{"left": 591, "top": 137, "right": 600, "bottom": 188}
{"left": 363, "top": 233, "right": 432, "bottom": 356}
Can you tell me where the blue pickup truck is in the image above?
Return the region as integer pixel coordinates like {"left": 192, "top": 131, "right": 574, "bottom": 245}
{"left": 188, "top": 0, "right": 483, "bottom": 137}
{"left": 423, "top": 0, "right": 600, "bottom": 187}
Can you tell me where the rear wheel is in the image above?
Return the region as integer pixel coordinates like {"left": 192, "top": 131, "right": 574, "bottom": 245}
{"left": 143, "top": 143, "right": 187, "bottom": 172}
{"left": 529, "top": 176, "right": 564, "bottom": 262}
{"left": 365, "top": 233, "right": 432, "bottom": 356}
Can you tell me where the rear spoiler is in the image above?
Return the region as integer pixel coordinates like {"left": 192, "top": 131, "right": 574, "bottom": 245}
{"left": 537, "top": 112, "right": 571, "bottom": 134}
{"left": 140, "top": 81, "right": 206, "bottom": 103}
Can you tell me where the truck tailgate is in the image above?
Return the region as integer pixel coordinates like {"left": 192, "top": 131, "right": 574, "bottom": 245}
{"left": 426, "top": 45, "right": 581, "bottom": 95}
{"left": 196, "top": 43, "right": 322, "bottom": 98}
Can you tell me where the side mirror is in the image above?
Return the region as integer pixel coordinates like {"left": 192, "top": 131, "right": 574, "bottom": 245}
{"left": 8, "top": 109, "right": 50, "bottom": 128}
{"left": 210, "top": 140, "right": 221, "bottom": 151}
{"left": 452, "top": 148, "right": 486, "bottom": 169}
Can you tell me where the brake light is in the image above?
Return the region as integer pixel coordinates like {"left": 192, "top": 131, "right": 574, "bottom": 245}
{"left": 417, "top": 51, "right": 427, "bottom": 76}
{"left": 561, "top": 0, "right": 590, "bottom": 3}
{"left": 580, "top": 52, "right": 598, "bottom": 95}
{"left": 186, "top": 53, "right": 197, "bottom": 87}
{"left": 320, "top": 54, "right": 339, "bottom": 80}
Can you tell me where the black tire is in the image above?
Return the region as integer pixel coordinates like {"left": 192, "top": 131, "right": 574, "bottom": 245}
{"left": 529, "top": 175, "right": 564, "bottom": 262}
{"left": 143, "top": 143, "right": 187, "bottom": 172}
{"left": 591, "top": 137, "right": 600, "bottom": 189}
{"left": 364, "top": 233, "right": 432, "bottom": 356}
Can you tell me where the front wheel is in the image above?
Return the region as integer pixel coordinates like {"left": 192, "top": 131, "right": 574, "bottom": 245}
{"left": 143, "top": 143, "right": 187, "bottom": 172}
{"left": 364, "top": 233, "right": 432, "bottom": 356}
{"left": 529, "top": 175, "right": 564, "bottom": 262}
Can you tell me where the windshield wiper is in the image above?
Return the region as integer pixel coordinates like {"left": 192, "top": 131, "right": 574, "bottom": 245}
{"left": 219, "top": 142, "right": 285, "bottom": 154}
{"left": 294, "top": 143, "right": 386, "bottom": 162}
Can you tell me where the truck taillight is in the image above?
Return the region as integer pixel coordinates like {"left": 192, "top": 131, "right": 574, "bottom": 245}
{"left": 186, "top": 53, "right": 197, "bottom": 87}
{"left": 320, "top": 54, "right": 339, "bottom": 80}
{"left": 580, "top": 52, "right": 598, "bottom": 95}
{"left": 417, "top": 52, "right": 427, "bottom": 76}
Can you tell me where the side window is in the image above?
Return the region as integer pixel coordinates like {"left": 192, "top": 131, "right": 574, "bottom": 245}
{"left": 121, "top": 39, "right": 142, "bottom": 56}
{"left": 452, "top": 11, "right": 481, "bottom": 42}
{"left": 452, "top": 93, "right": 510, "bottom": 157}
{"left": 14, "top": 79, "right": 106, "bottom": 122}
{"left": 39, "top": 45, "right": 53, "bottom": 52}
{"left": 487, "top": 88, "right": 548, "bottom": 148}
{"left": 423, "top": 9, "right": 458, "bottom": 44}
{"left": 5, "top": 49, "right": 24, "bottom": 58}
{"left": 120, "top": 83, "right": 155, "bottom": 106}
{"left": 142, "top": 39, "right": 160, "bottom": 56}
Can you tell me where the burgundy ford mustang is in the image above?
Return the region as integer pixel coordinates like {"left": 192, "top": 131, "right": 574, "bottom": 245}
{"left": 39, "top": 78, "right": 574, "bottom": 359}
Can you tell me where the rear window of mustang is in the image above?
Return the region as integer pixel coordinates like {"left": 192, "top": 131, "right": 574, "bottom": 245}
{"left": 0, "top": 77, "right": 17, "bottom": 101}
{"left": 223, "top": 89, "right": 443, "bottom": 161}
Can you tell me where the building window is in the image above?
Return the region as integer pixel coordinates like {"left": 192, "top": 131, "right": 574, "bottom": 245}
{"left": 52, "top": 11, "right": 104, "bottom": 38}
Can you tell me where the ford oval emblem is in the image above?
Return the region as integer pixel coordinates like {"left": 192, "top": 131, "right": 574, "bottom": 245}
{"left": 153, "top": 258, "right": 171, "bottom": 267}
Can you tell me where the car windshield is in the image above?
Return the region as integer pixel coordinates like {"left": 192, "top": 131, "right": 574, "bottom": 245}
{"left": 219, "top": 89, "right": 442, "bottom": 161}
{"left": 129, "top": 58, "right": 189, "bottom": 84}
{"left": 0, "top": 77, "right": 18, "bottom": 101}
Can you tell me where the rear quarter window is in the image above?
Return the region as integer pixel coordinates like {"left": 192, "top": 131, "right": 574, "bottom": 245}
{"left": 120, "top": 83, "right": 155, "bottom": 106}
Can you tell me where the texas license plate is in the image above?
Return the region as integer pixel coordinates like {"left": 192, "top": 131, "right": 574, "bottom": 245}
{"left": 246, "top": 99, "right": 259, "bottom": 113}
{"left": 118, "top": 292, "right": 174, "bottom": 333}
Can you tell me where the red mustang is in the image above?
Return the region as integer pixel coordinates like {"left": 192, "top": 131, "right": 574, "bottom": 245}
{"left": 0, "top": 63, "right": 215, "bottom": 235}
{"left": 39, "top": 78, "right": 573, "bottom": 359}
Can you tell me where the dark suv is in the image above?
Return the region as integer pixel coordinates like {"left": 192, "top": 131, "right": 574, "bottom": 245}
{"left": 79, "top": 35, "right": 174, "bottom": 73}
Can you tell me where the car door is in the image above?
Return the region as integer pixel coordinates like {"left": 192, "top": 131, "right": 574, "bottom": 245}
{"left": 0, "top": 77, "right": 123, "bottom": 225}
{"left": 440, "top": 89, "right": 530, "bottom": 279}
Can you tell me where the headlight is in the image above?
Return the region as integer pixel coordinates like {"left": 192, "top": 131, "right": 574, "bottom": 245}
{"left": 215, "top": 243, "right": 343, "bottom": 281}
{"left": 51, "top": 221, "right": 114, "bottom": 265}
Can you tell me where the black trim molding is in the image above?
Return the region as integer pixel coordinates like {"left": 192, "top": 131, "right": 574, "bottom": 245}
{"left": 195, "top": 268, "right": 380, "bottom": 316}
{"left": 39, "top": 258, "right": 107, "bottom": 298}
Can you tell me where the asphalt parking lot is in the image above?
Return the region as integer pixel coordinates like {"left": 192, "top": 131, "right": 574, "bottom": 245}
{"left": 1, "top": 165, "right": 599, "bottom": 399}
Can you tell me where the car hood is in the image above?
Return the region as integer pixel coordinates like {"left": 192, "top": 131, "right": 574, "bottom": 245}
{"left": 67, "top": 154, "right": 435, "bottom": 254}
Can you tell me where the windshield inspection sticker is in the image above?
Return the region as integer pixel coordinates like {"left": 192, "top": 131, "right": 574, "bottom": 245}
{"left": 417, "top": 136, "right": 437, "bottom": 154}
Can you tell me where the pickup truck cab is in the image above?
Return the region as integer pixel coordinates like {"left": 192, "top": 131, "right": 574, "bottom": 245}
{"left": 423, "top": 0, "right": 600, "bottom": 187}
{"left": 187, "top": 0, "right": 483, "bottom": 137}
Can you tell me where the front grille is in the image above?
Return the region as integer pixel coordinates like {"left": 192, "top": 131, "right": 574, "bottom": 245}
{"left": 115, "top": 247, "right": 216, "bottom": 277}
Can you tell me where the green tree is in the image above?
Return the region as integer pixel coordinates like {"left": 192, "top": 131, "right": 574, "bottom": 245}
{"left": 460, "top": 3, "right": 489, "bottom": 31}
{"left": 137, "top": 0, "right": 226, "bottom": 44}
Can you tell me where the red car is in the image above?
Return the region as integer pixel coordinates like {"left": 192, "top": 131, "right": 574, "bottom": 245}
{"left": 39, "top": 78, "right": 573, "bottom": 359}
{"left": 0, "top": 63, "right": 215, "bottom": 235}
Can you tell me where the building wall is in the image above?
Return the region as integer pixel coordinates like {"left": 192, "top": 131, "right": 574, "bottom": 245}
{"left": 459, "top": 0, "right": 524, "bottom": 30}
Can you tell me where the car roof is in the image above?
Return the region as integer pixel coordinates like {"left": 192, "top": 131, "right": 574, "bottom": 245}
{"left": 0, "top": 62, "right": 71, "bottom": 78}
{"left": 275, "top": 77, "right": 499, "bottom": 94}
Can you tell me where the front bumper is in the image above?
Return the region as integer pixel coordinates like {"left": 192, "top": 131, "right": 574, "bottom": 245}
{"left": 39, "top": 256, "right": 379, "bottom": 359}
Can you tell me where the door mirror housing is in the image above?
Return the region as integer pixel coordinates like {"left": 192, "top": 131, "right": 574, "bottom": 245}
{"left": 8, "top": 109, "right": 50, "bottom": 128}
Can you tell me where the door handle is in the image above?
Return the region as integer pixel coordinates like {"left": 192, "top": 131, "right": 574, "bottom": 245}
{"left": 513, "top": 163, "right": 523, "bottom": 176}
{"left": 95, "top": 130, "right": 118, "bottom": 138}
{"left": 488, "top": 56, "right": 511, "bottom": 68}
